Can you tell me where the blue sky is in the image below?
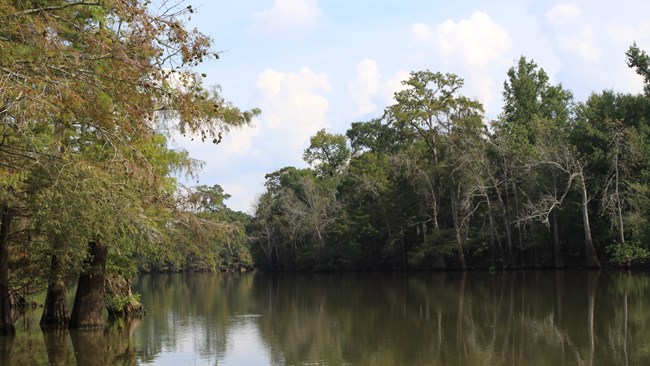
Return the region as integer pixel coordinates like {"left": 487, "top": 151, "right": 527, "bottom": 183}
{"left": 169, "top": 0, "right": 650, "bottom": 213}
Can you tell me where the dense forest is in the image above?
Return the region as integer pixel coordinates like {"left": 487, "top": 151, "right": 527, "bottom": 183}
{"left": 2, "top": 0, "right": 650, "bottom": 336}
{"left": 248, "top": 51, "right": 650, "bottom": 272}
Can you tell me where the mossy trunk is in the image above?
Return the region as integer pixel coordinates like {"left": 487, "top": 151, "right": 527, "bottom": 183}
{"left": 69, "top": 241, "right": 108, "bottom": 329}
{"left": 105, "top": 275, "right": 144, "bottom": 318}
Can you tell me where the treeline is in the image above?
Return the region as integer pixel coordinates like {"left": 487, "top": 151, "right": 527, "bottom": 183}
{"left": 0, "top": 1, "right": 256, "bottom": 333}
{"left": 249, "top": 50, "right": 650, "bottom": 271}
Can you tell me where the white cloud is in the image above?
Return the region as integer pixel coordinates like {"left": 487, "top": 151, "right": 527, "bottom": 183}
{"left": 172, "top": 67, "right": 330, "bottom": 213}
{"left": 557, "top": 24, "right": 601, "bottom": 61}
{"left": 172, "top": 125, "right": 258, "bottom": 163}
{"left": 546, "top": 4, "right": 581, "bottom": 25}
{"left": 426, "top": 11, "right": 512, "bottom": 70}
{"left": 412, "top": 22, "right": 435, "bottom": 43}
{"left": 545, "top": 4, "right": 601, "bottom": 62}
{"left": 607, "top": 22, "right": 650, "bottom": 44}
{"left": 348, "top": 59, "right": 381, "bottom": 115}
{"left": 251, "top": 0, "right": 320, "bottom": 35}
{"left": 219, "top": 126, "right": 260, "bottom": 155}
{"left": 255, "top": 67, "right": 330, "bottom": 158}
{"left": 219, "top": 172, "right": 267, "bottom": 214}
{"left": 411, "top": 11, "right": 512, "bottom": 114}
{"left": 381, "top": 70, "right": 411, "bottom": 105}
{"left": 605, "top": 23, "right": 650, "bottom": 93}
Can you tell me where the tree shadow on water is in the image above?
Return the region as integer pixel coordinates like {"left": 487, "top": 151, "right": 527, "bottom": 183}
{"left": 64, "top": 316, "right": 142, "bottom": 366}
{"left": 42, "top": 327, "right": 72, "bottom": 366}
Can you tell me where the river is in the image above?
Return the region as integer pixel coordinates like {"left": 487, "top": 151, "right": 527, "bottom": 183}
{"left": 2, "top": 271, "right": 649, "bottom": 365}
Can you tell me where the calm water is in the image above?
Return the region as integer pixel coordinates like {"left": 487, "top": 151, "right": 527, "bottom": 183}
{"left": 2, "top": 271, "right": 650, "bottom": 365}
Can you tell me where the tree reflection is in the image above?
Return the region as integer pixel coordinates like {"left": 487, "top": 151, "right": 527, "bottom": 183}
{"left": 5, "top": 271, "right": 650, "bottom": 365}
{"left": 69, "top": 318, "right": 140, "bottom": 366}
{"left": 132, "top": 273, "right": 254, "bottom": 363}
{"left": 247, "top": 271, "right": 650, "bottom": 366}
{"left": 42, "top": 328, "right": 70, "bottom": 366}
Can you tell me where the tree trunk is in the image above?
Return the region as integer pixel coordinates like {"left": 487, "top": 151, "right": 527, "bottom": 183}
{"left": 498, "top": 167, "right": 515, "bottom": 265}
{"left": 0, "top": 203, "right": 14, "bottom": 335}
{"left": 69, "top": 241, "right": 108, "bottom": 329}
{"left": 552, "top": 210, "right": 564, "bottom": 269}
{"left": 579, "top": 172, "right": 601, "bottom": 268}
{"left": 41, "top": 237, "right": 70, "bottom": 327}
{"left": 429, "top": 181, "right": 440, "bottom": 230}
{"left": 613, "top": 143, "right": 626, "bottom": 245}
{"left": 263, "top": 225, "right": 273, "bottom": 266}
{"left": 615, "top": 166, "right": 625, "bottom": 245}
{"left": 498, "top": 191, "right": 514, "bottom": 266}
{"left": 485, "top": 193, "right": 502, "bottom": 268}
{"left": 513, "top": 185, "right": 526, "bottom": 268}
{"left": 451, "top": 193, "right": 467, "bottom": 270}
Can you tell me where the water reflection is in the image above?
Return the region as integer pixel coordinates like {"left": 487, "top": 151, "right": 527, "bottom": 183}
{"left": 2, "top": 271, "right": 650, "bottom": 365}
{"left": 42, "top": 328, "right": 70, "bottom": 365}
{"left": 244, "top": 271, "right": 650, "bottom": 366}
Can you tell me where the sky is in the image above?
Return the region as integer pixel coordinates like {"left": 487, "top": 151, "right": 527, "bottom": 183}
{"left": 168, "top": 0, "right": 650, "bottom": 213}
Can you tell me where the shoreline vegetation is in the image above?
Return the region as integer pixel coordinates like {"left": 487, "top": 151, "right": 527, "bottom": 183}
{"left": 246, "top": 52, "right": 650, "bottom": 274}
{"left": 1, "top": 0, "right": 650, "bottom": 334}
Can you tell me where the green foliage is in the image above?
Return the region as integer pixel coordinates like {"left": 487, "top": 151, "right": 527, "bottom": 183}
{"left": 104, "top": 290, "right": 140, "bottom": 316}
{"left": 303, "top": 129, "right": 350, "bottom": 178}
{"left": 346, "top": 119, "right": 403, "bottom": 155}
{"left": 407, "top": 230, "right": 457, "bottom": 269}
{"left": 0, "top": 0, "right": 259, "bottom": 319}
{"left": 607, "top": 241, "right": 650, "bottom": 266}
{"left": 140, "top": 184, "right": 254, "bottom": 273}
{"left": 250, "top": 46, "right": 650, "bottom": 271}
{"left": 626, "top": 43, "right": 650, "bottom": 94}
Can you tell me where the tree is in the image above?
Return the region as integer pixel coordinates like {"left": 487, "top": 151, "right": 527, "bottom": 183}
{"left": 601, "top": 121, "right": 639, "bottom": 246}
{"left": 187, "top": 184, "right": 232, "bottom": 213}
{"left": 346, "top": 119, "right": 404, "bottom": 156}
{"left": 303, "top": 129, "right": 350, "bottom": 178}
{"left": 386, "top": 70, "right": 484, "bottom": 269}
{"left": 573, "top": 89, "right": 650, "bottom": 265}
{"left": 493, "top": 56, "right": 574, "bottom": 268}
{"left": 0, "top": 0, "right": 259, "bottom": 330}
{"left": 174, "top": 184, "right": 253, "bottom": 272}
{"left": 626, "top": 43, "right": 650, "bottom": 94}
{"left": 250, "top": 50, "right": 650, "bottom": 270}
